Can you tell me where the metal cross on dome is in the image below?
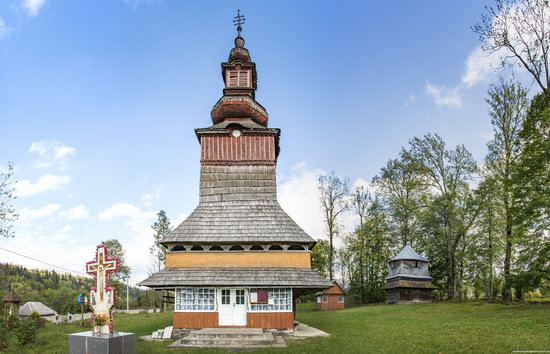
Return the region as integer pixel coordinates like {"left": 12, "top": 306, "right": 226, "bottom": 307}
{"left": 233, "top": 9, "right": 245, "bottom": 35}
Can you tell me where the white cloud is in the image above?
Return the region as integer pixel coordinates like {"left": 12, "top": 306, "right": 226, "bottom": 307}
{"left": 18, "top": 203, "right": 61, "bottom": 222}
{"left": 59, "top": 205, "right": 89, "bottom": 220}
{"left": 141, "top": 184, "right": 165, "bottom": 207}
{"left": 16, "top": 174, "right": 72, "bottom": 198}
{"left": 278, "top": 162, "right": 361, "bottom": 242}
{"left": 425, "top": 82, "right": 463, "bottom": 110}
{"left": 98, "top": 202, "right": 156, "bottom": 230}
{"left": 0, "top": 18, "right": 14, "bottom": 39}
{"left": 462, "top": 47, "right": 503, "bottom": 87}
{"left": 29, "top": 140, "right": 75, "bottom": 169}
{"left": 23, "top": 0, "right": 46, "bottom": 17}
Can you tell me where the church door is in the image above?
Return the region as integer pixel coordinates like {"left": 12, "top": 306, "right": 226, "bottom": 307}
{"left": 219, "top": 289, "right": 247, "bottom": 326}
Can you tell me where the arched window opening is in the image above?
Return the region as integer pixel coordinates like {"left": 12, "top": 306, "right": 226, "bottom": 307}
{"left": 171, "top": 245, "right": 186, "bottom": 252}
{"left": 250, "top": 245, "right": 265, "bottom": 251}
{"left": 288, "top": 245, "right": 305, "bottom": 251}
{"left": 190, "top": 245, "right": 204, "bottom": 251}
{"left": 209, "top": 245, "right": 224, "bottom": 251}
{"left": 229, "top": 245, "right": 244, "bottom": 251}
{"left": 268, "top": 245, "right": 283, "bottom": 251}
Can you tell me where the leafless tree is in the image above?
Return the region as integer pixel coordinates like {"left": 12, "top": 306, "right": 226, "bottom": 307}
{"left": 0, "top": 162, "right": 18, "bottom": 238}
{"left": 473, "top": 0, "right": 550, "bottom": 96}
{"left": 318, "top": 172, "right": 350, "bottom": 280}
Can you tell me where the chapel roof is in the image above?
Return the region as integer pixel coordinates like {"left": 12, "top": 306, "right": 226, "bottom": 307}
{"left": 390, "top": 245, "right": 428, "bottom": 262}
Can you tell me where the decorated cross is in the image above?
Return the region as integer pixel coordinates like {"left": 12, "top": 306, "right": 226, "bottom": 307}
{"left": 86, "top": 244, "right": 119, "bottom": 335}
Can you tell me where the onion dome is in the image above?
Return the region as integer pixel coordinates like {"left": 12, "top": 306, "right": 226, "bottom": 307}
{"left": 228, "top": 35, "right": 251, "bottom": 63}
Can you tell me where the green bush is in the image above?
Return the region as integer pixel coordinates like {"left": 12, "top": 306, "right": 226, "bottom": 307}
{"left": 14, "top": 317, "right": 38, "bottom": 346}
{"left": 6, "top": 313, "right": 19, "bottom": 331}
{"left": 29, "top": 311, "right": 44, "bottom": 328}
{"left": 0, "top": 318, "right": 8, "bottom": 351}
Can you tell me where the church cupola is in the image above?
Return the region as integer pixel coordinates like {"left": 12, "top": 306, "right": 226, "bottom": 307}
{"left": 211, "top": 10, "right": 268, "bottom": 127}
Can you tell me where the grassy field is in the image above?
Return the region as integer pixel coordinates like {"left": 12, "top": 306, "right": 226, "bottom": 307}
{"left": 3, "top": 302, "right": 549, "bottom": 353}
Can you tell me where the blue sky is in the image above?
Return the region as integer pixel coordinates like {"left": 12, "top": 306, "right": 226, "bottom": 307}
{"left": 0, "top": 0, "right": 534, "bottom": 283}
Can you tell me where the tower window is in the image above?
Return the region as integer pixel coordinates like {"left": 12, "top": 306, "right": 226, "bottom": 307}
{"left": 190, "top": 245, "right": 204, "bottom": 251}
{"left": 209, "top": 245, "right": 224, "bottom": 251}
{"left": 288, "top": 245, "right": 305, "bottom": 251}
{"left": 268, "top": 245, "right": 283, "bottom": 251}
{"left": 250, "top": 245, "right": 265, "bottom": 251}
{"left": 171, "top": 245, "right": 186, "bottom": 252}
{"left": 229, "top": 245, "right": 245, "bottom": 251}
{"left": 228, "top": 70, "right": 249, "bottom": 87}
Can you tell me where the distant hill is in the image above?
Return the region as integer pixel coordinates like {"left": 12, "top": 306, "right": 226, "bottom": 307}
{"left": 0, "top": 263, "right": 150, "bottom": 314}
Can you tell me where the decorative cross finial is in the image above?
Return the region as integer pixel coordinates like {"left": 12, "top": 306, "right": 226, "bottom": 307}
{"left": 233, "top": 9, "right": 245, "bottom": 35}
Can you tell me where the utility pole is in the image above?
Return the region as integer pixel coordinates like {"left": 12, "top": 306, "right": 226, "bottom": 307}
{"left": 126, "top": 277, "right": 129, "bottom": 313}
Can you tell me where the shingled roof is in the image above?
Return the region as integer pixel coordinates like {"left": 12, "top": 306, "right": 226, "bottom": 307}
{"left": 138, "top": 268, "right": 331, "bottom": 289}
{"left": 162, "top": 165, "right": 316, "bottom": 245}
{"left": 164, "top": 201, "right": 314, "bottom": 245}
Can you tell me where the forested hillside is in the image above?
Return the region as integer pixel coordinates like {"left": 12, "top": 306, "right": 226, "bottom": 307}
{"left": 0, "top": 263, "right": 152, "bottom": 314}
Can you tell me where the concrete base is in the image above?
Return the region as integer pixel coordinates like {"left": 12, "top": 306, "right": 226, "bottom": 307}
{"left": 168, "top": 328, "right": 286, "bottom": 348}
{"left": 68, "top": 331, "right": 135, "bottom": 354}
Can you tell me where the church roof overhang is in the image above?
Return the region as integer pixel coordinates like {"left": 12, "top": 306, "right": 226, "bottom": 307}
{"left": 138, "top": 267, "right": 332, "bottom": 290}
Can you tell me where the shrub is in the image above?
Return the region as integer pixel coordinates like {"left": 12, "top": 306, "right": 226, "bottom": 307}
{"left": 14, "top": 317, "right": 37, "bottom": 346}
{"left": 29, "top": 311, "right": 45, "bottom": 328}
{"left": 0, "top": 318, "right": 8, "bottom": 351}
{"left": 6, "top": 313, "right": 19, "bottom": 330}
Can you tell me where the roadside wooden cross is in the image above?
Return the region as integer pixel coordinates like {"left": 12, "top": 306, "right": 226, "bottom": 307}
{"left": 86, "top": 244, "right": 119, "bottom": 334}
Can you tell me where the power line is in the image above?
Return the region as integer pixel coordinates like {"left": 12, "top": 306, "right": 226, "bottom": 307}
{"left": 0, "top": 245, "right": 90, "bottom": 277}
{"left": 0, "top": 238, "right": 68, "bottom": 267}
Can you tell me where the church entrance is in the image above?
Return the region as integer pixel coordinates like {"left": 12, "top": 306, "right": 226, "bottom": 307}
{"left": 219, "top": 289, "right": 247, "bottom": 326}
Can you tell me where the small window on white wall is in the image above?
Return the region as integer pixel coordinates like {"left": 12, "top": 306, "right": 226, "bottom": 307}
{"left": 316, "top": 296, "right": 322, "bottom": 304}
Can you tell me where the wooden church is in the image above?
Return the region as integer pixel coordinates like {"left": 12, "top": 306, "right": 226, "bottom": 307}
{"left": 384, "top": 245, "right": 436, "bottom": 304}
{"left": 139, "top": 15, "right": 330, "bottom": 329}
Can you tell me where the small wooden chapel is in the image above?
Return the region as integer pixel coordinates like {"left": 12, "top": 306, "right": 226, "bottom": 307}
{"left": 139, "top": 15, "right": 330, "bottom": 329}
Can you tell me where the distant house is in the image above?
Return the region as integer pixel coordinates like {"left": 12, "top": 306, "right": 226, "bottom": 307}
{"left": 384, "top": 245, "right": 436, "bottom": 304}
{"left": 316, "top": 281, "right": 346, "bottom": 311}
{"left": 19, "top": 302, "right": 58, "bottom": 321}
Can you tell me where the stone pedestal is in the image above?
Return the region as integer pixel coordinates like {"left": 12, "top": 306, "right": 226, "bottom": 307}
{"left": 68, "top": 331, "right": 135, "bottom": 354}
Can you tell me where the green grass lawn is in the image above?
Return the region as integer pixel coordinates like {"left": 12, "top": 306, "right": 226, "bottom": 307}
{"left": 3, "top": 302, "right": 549, "bottom": 353}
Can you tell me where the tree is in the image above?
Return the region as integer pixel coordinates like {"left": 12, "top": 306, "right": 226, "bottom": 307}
{"left": 515, "top": 93, "right": 550, "bottom": 233}
{"left": 472, "top": 176, "right": 505, "bottom": 301}
{"left": 474, "top": 0, "right": 550, "bottom": 96}
{"left": 310, "top": 239, "right": 330, "bottom": 278}
{"left": 0, "top": 162, "right": 18, "bottom": 238}
{"left": 349, "top": 185, "right": 369, "bottom": 300}
{"left": 485, "top": 79, "right": 528, "bottom": 301}
{"left": 409, "top": 133, "right": 478, "bottom": 299}
{"left": 150, "top": 210, "right": 171, "bottom": 274}
{"left": 318, "top": 172, "right": 350, "bottom": 280}
{"left": 101, "top": 239, "right": 131, "bottom": 282}
{"left": 513, "top": 93, "right": 550, "bottom": 297}
{"left": 373, "top": 151, "right": 426, "bottom": 248}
